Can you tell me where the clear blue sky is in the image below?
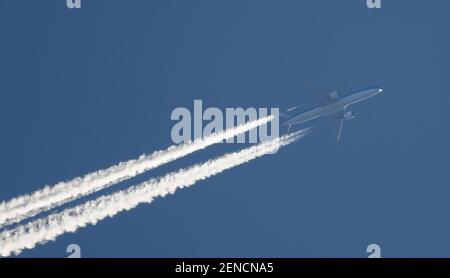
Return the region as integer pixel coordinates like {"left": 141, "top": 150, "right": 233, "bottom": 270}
{"left": 0, "top": 0, "right": 449, "bottom": 257}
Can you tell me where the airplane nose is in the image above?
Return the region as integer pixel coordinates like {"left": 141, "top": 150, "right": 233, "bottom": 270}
{"left": 378, "top": 88, "right": 383, "bottom": 93}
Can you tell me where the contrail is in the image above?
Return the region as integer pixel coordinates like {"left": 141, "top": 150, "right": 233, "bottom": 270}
{"left": 0, "top": 129, "right": 309, "bottom": 257}
{"left": 0, "top": 116, "right": 274, "bottom": 227}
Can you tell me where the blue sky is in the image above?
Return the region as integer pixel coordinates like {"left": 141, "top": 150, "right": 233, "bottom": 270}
{"left": 0, "top": 0, "right": 449, "bottom": 257}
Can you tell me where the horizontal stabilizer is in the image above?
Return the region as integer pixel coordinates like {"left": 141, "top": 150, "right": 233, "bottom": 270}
{"left": 287, "top": 104, "right": 302, "bottom": 112}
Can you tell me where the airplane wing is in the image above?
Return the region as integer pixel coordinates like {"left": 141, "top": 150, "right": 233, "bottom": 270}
{"left": 320, "top": 91, "right": 340, "bottom": 106}
{"left": 334, "top": 118, "right": 344, "bottom": 141}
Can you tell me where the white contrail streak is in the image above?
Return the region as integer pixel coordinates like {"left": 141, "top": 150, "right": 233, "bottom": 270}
{"left": 0, "top": 129, "right": 309, "bottom": 257}
{"left": 0, "top": 116, "right": 273, "bottom": 227}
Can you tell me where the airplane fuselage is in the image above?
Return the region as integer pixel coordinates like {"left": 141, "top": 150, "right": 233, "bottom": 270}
{"left": 281, "top": 87, "right": 383, "bottom": 126}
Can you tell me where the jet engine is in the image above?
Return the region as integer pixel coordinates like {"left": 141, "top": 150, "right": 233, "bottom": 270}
{"left": 343, "top": 111, "right": 354, "bottom": 120}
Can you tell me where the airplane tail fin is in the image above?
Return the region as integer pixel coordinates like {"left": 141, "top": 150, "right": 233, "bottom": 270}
{"left": 280, "top": 104, "right": 302, "bottom": 120}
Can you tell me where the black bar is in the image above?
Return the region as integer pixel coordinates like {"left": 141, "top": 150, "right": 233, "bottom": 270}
{"left": 1, "top": 259, "right": 450, "bottom": 275}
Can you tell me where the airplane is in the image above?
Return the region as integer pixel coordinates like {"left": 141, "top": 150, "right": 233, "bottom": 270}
{"left": 280, "top": 86, "right": 383, "bottom": 141}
